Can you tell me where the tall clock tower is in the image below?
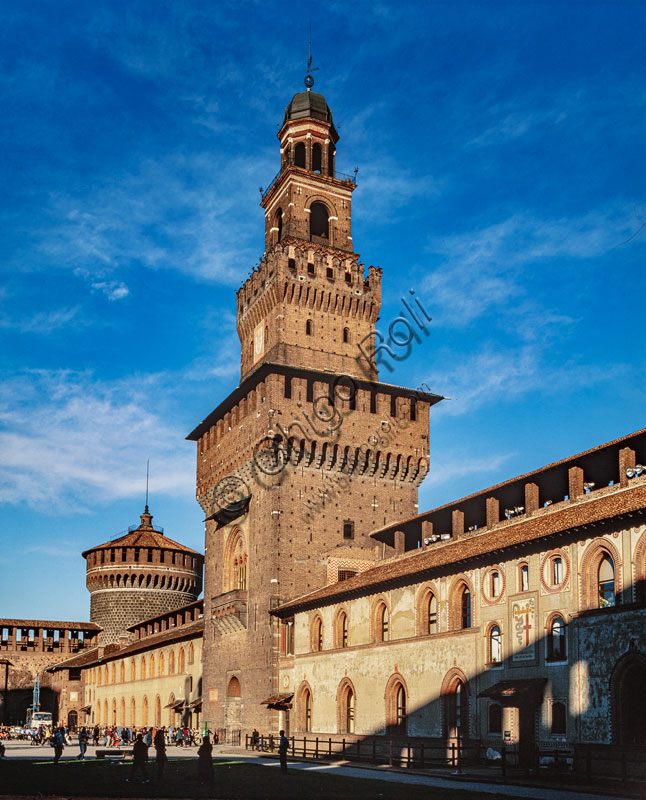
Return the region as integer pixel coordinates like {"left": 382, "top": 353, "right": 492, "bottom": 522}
{"left": 188, "top": 77, "right": 442, "bottom": 736}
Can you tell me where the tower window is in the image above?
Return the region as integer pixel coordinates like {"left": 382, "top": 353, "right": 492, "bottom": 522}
{"left": 274, "top": 208, "right": 283, "bottom": 242}
{"left": 345, "top": 272, "right": 352, "bottom": 284}
{"left": 294, "top": 142, "right": 306, "bottom": 168}
{"left": 343, "top": 520, "right": 354, "bottom": 540}
{"left": 306, "top": 319, "right": 313, "bottom": 336}
{"left": 307, "top": 262, "right": 315, "bottom": 275}
{"left": 326, "top": 267, "right": 334, "bottom": 279}
{"left": 343, "top": 327, "right": 350, "bottom": 344}
{"left": 310, "top": 202, "right": 329, "bottom": 239}
{"left": 598, "top": 554, "right": 616, "bottom": 607}
{"left": 288, "top": 258, "right": 296, "bottom": 270}
{"left": 312, "top": 143, "right": 322, "bottom": 173}
{"left": 328, "top": 143, "right": 335, "bottom": 176}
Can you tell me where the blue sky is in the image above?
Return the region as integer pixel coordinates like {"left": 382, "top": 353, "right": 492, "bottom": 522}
{"left": 1, "top": 1, "right": 644, "bottom": 620}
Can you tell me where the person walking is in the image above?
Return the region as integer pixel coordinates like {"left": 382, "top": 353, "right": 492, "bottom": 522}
{"left": 77, "top": 726, "right": 89, "bottom": 760}
{"left": 197, "top": 734, "right": 214, "bottom": 784}
{"left": 52, "top": 726, "right": 65, "bottom": 764}
{"left": 153, "top": 728, "right": 167, "bottom": 781}
{"left": 278, "top": 729, "right": 289, "bottom": 774}
{"left": 126, "top": 733, "right": 150, "bottom": 784}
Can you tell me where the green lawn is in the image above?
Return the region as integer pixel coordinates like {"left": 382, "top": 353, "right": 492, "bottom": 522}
{"left": 0, "top": 756, "right": 522, "bottom": 799}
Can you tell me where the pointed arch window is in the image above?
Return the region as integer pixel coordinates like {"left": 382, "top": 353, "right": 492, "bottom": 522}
{"left": 178, "top": 646, "right": 185, "bottom": 673}
{"left": 345, "top": 687, "right": 355, "bottom": 733}
{"left": 519, "top": 563, "right": 529, "bottom": 592}
{"left": 461, "top": 586, "right": 472, "bottom": 629}
{"left": 427, "top": 593, "right": 438, "bottom": 635}
{"left": 598, "top": 554, "right": 616, "bottom": 607}
{"left": 489, "top": 625, "right": 502, "bottom": 664}
{"left": 168, "top": 649, "right": 175, "bottom": 674}
{"left": 303, "top": 688, "right": 312, "bottom": 732}
{"left": 312, "top": 617, "right": 323, "bottom": 652}
{"left": 396, "top": 684, "right": 407, "bottom": 729}
{"left": 375, "top": 602, "right": 389, "bottom": 642}
{"left": 547, "top": 616, "right": 567, "bottom": 661}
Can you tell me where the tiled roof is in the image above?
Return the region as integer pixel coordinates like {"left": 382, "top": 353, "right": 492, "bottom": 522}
{"left": 83, "top": 529, "right": 199, "bottom": 556}
{"left": 272, "top": 481, "right": 646, "bottom": 616}
{"left": 47, "top": 644, "right": 121, "bottom": 671}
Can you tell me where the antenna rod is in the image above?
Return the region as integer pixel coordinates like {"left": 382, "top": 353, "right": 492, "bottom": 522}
{"left": 145, "top": 458, "right": 150, "bottom": 509}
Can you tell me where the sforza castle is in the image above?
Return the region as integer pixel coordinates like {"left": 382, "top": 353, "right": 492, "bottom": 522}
{"left": 2, "top": 79, "right": 645, "bottom": 774}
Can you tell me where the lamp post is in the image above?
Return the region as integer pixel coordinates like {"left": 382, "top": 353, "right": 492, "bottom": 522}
{"left": 0, "top": 658, "right": 13, "bottom": 725}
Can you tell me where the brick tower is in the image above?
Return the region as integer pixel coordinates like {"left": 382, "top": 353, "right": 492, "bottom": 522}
{"left": 82, "top": 506, "right": 203, "bottom": 643}
{"left": 189, "top": 77, "right": 442, "bottom": 736}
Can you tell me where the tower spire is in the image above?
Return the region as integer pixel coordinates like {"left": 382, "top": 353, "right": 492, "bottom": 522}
{"left": 305, "top": 24, "right": 318, "bottom": 90}
{"left": 145, "top": 457, "right": 150, "bottom": 513}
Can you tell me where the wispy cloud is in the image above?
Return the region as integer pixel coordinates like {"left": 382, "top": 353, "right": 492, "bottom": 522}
{"left": 0, "top": 306, "right": 83, "bottom": 334}
{"left": 420, "top": 345, "right": 627, "bottom": 419}
{"left": 0, "top": 369, "right": 195, "bottom": 512}
{"left": 420, "top": 450, "right": 515, "bottom": 496}
{"left": 423, "top": 210, "right": 635, "bottom": 328}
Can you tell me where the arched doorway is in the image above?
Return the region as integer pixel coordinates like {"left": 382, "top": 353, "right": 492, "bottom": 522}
{"left": 67, "top": 710, "right": 78, "bottom": 730}
{"left": 612, "top": 652, "right": 646, "bottom": 744}
{"left": 225, "top": 676, "right": 242, "bottom": 743}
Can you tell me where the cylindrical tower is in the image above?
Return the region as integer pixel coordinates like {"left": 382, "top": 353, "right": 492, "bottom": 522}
{"left": 82, "top": 506, "right": 203, "bottom": 643}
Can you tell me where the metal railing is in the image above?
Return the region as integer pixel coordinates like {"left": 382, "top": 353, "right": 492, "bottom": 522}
{"left": 261, "top": 161, "right": 357, "bottom": 200}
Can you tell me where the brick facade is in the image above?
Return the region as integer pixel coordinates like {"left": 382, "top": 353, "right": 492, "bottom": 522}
{"left": 189, "top": 86, "right": 442, "bottom": 736}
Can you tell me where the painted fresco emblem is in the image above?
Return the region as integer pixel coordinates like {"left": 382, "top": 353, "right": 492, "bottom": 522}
{"left": 512, "top": 597, "right": 536, "bottom": 662}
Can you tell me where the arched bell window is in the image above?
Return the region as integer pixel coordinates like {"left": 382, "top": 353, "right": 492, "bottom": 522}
{"left": 345, "top": 687, "right": 355, "bottom": 733}
{"left": 310, "top": 202, "right": 329, "bottom": 239}
{"left": 294, "top": 142, "right": 306, "bottom": 168}
{"left": 598, "top": 554, "right": 616, "bottom": 607}
{"left": 328, "top": 143, "right": 335, "bottom": 176}
{"left": 312, "top": 143, "right": 322, "bottom": 173}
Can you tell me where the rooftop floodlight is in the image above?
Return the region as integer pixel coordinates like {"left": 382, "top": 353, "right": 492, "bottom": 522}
{"left": 504, "top": 509, "right": 513, "bottom": 519}
{"left": 583, "top": 482, "right": 595, "bottom": 492}
{"left": 440, "top": 533, "right": 451, "bottom": 540}
{"left": 423, "top": 537, "right": 432, "bottom": 546}
{"left": 514, "top": 506, "right": 525, "bottom": 515}
{"left": 636, "top": 465, "right": 644, "bottom": 476}
{"left": 544, "top": 500, "right": 553, "bottom": 507}
{"left": 626, "top": 467, "right": 636, "bottom": 478}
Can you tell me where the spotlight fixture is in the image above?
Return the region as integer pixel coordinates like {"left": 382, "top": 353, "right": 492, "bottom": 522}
{"left": 626, "top": 465, "right": 643, "bottom": 479}
{"left": 544, "top": 500, "right": 553, "bottom": 507}
{"left": 583, "top": 482, "right": 595, "bottom": 493}
{"left": 504, "top": 506, "right": 525, "bottom": 519}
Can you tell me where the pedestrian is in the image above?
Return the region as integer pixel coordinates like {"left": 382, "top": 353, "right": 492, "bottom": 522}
{"left": 251, "top": 728, "right": 259, "bottom": 750}
{"left": 126, "top": 733, "right": 150, "bottom": 784}
{"left": 52, "top": 726, "right": 65, "bottom": 764}
{"left": 176, "top": 726, "right": 183, "bottom": 747}
{"left": 278, "top": 729, "right": 289, "bottom": 774}
{"left": 77, "top": 726, "right": 89, "bottom": 760}
{"left": 93, "top": 725, "right": 99, "bottom": 746}
{"left": 153, "top": 728, "right": 167, "bottom": 780}
{"left": 197, "top": 734, "right": 214, "bottom": 784}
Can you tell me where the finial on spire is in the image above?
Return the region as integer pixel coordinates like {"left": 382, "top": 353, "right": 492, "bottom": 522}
{"left": 145, "top": 458, "right": 150, "bottom": 513}
{"left": 305, "top": 23, "right": 318, "bottom": 90}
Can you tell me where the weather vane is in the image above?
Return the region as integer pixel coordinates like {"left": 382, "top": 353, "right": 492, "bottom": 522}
{"left": 305, "top": 25, "right": 318, "bottom": 90}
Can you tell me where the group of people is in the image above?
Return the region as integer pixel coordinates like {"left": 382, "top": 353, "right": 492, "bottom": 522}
{"left": 126, "top": 730, "right": 215, "bottom": 785}
{"left": 89, "top": 724, "right": 202, "bottom": 748}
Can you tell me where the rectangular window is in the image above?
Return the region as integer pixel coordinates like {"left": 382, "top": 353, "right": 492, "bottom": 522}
{"left": 307, "top": 262, "right": 314, "bottom": 275}
{"left": 345, "top": 272, "right": 352, "bottom": 284}
{"left": 284, "top": 376, "right": 292, "bottom": 399}
{"left": 338, "top": 570, "right": 357, "bottom": 582}
{"left": 553, "top": 557, "right": 563, "bottom": 585}
{"left": 288, "top": 258, "right": 296, "bottom": 270}
{"left": 520, "top": 565, "right": 529, "bottom": 592}
{"left": 326, "top": 267, "right": 334, "bottom": 279}
{"left": 343, "top": 521, "right": 354, "bottom": 540}
{"left": 370, "top": 392, "right": 377, "bottom": 414}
